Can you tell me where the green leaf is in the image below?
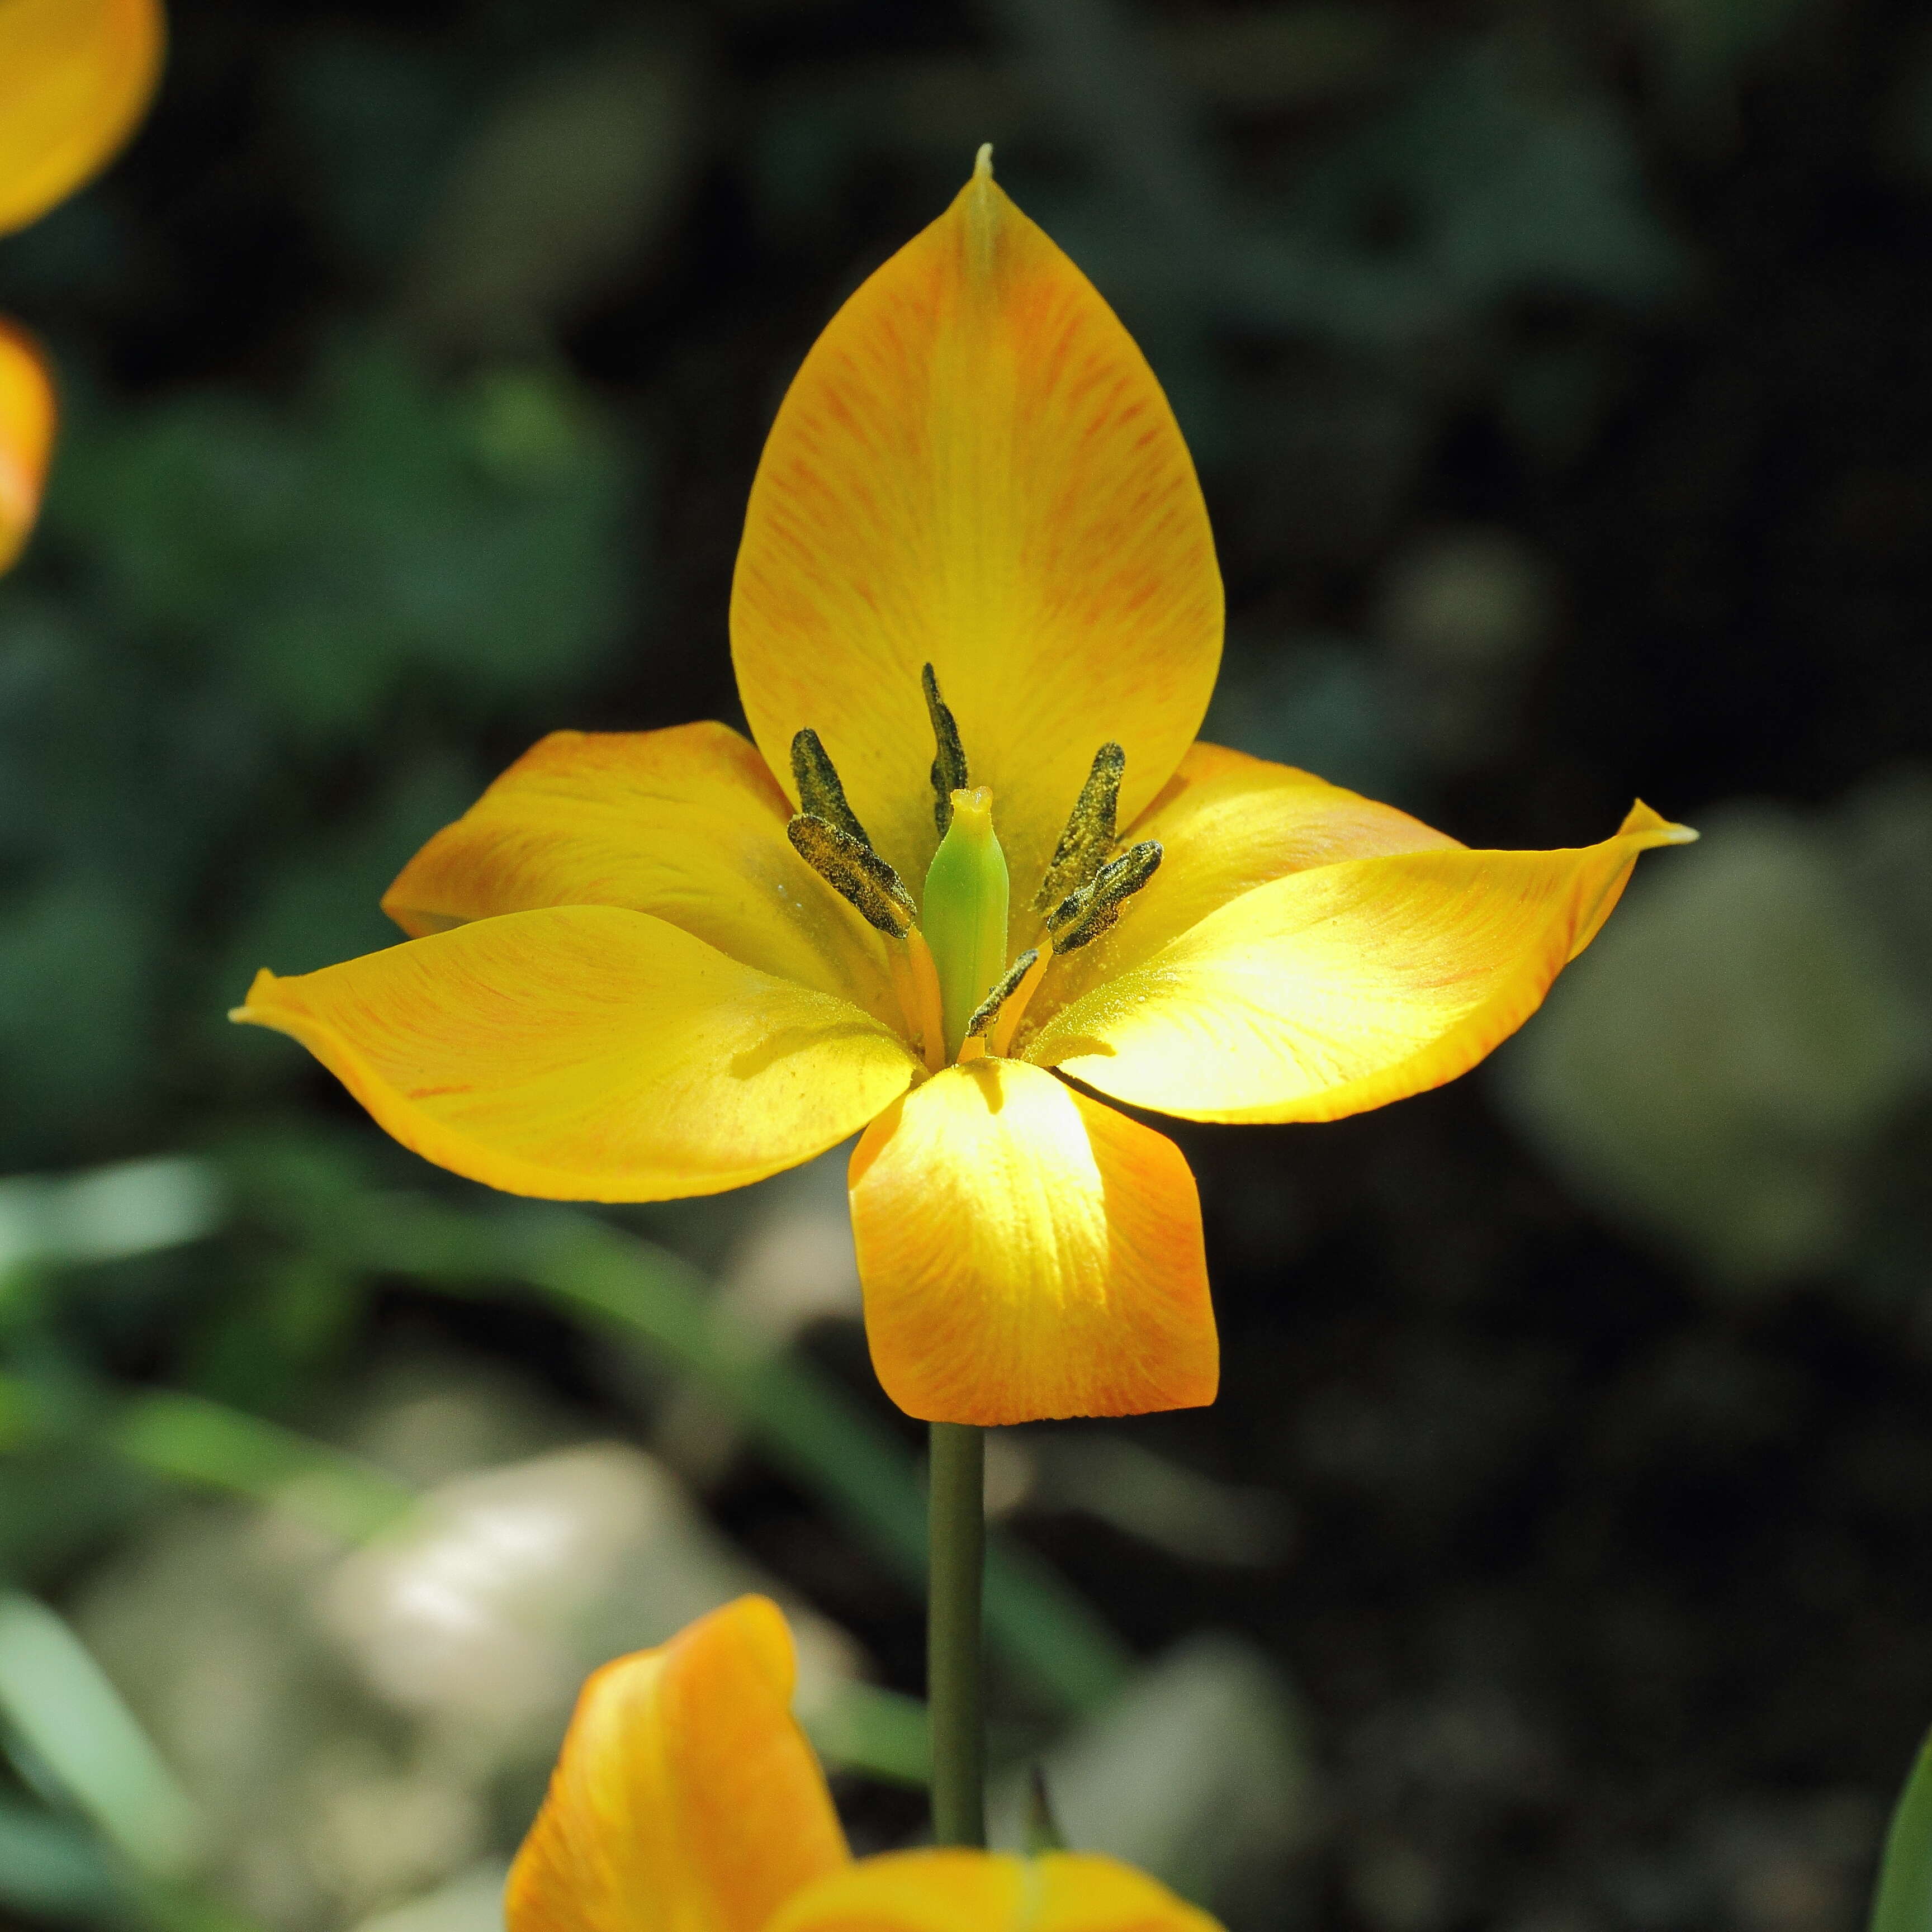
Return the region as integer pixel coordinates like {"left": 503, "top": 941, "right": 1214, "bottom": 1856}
{"left": 1872, "top": 1724, "right": 1932, "bottom": 1932}
{"left": 0, "top": 1594, "right": 202, "bottom": 1879}
{"left": 110, "top": 1391, "right": 415, "bottom": 1543}
{"left": 800, "top": 1681, "right": 931, "bottom": 1789}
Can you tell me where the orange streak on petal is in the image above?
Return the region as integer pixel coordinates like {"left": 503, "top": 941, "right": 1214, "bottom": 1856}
{"left": 849, "top": 1058, "right": 1215, "bottom": 1425}
{"left": 731, "top": 162, "right": 1221, "bottom": 931}
{"left": 506, "top": 1597, "right": 849, "bottom": 1932}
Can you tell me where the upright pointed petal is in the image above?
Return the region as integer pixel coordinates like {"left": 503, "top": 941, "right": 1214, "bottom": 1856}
{"left": 0, "top": 323, "right": 55, "bottom": 572}
{"left": 0, "top": 0, "right": 164, "bottom": 237}
{"left": 1033, "top": 741, "right": 1462, "bottom": 1024}
{"left": 506, "top": 1596, "right": 849, "bottom": 1932}
{"left": 764, "top": 1850, "right": 1224, "bottom": 1932}
{"left": 1025, "top": 804, "right": 1696, "bottom": 1125}
{"left": 382, "top": 723, "right": 897, "bottom": 1026}
{"left": 233, "top": 905, "right": 920, "bottom": 1202}
{"left": 731, "top": 157, "right": 1221, "bottom": 916}
{"left": 849, "top": 1058, "right": 1215, "bottom": 1424}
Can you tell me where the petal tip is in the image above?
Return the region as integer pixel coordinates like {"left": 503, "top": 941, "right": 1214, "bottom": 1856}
{"left": 1621, "top": 799, "right": 1698, "bottom": 846}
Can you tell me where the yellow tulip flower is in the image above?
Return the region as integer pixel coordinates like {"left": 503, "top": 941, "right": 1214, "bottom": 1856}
{"left": 0, "top": 0, "right": 167, "bottom": 570}
{"left": 508, "top": 1593, "right": 1219, "bottom": 1932}
{"left": 234, "top": 152, "right": 1692, "bottom": 1426}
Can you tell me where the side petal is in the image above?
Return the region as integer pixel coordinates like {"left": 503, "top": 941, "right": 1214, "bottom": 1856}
{"left": 0, "top": 322, "right": 55, "bottom": 572}
{"left": 1033, "top": 740, "right": 1463, "bottom": 1022}
{"left": 848, "top": 1058, "right": 1215, "bottom": 1425}
{"left": 764, "top": 1850, "right": 1224, "bottom": 1932}
{"left": 1025, "top": 803, "right": 1696, "bottom": 1125}
{"left": 232, "top": 905, "right": 920, "bottom": 1202}
{"left": 0, "top": 0, "right": 164, "bottom": 237}
{"left": 731, "top": 157, "right": 1221, "bottom": 921}
{"left": 506, "top": 1595, "right": 849, "bottom": 1932}
{"left": 382, "top": 723, "right": 897, "bottom": 1026}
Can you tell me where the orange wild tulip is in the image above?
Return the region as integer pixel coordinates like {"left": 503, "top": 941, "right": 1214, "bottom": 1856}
{"left": 506, "top": 1594, "right": 1221, "bottom": 1932}
{"left": 233, "top": 150, "right": 1694, "bottom": 1426}
{"left": 0, "top": 0, "right": 167, "bottom": 571}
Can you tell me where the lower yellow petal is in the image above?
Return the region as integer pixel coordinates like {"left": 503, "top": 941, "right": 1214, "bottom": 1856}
{"left": 233, "top": 905, "right": 919, "bottom": 1201}
{"left": 0, "top": 322, "right": 55, "bottom": 572}
{"left": 506, "top": 1596, "right": 849, "bottom": 1932}
{"left": 764, "top": 1850, "right": 1224, "bottom": 1932}
{"left": 1032, "top": 740, "right": 1462, "bottom": 1024}
{"left": 381, "top": 722, "right": 897, "bottom": 1026}
{"left": 0, "top": 0, "right": 164, "bottom": 236}
{"left": 848, "top": 1058, "right": 1215, "bottom": 1424}
{"left": 1025, "top": 803, "right": 1695, "bottom": 1125}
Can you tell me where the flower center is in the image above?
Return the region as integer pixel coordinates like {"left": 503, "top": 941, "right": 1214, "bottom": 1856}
{"left": 782, "top": 665, "right": 1164, "bottom": 1068}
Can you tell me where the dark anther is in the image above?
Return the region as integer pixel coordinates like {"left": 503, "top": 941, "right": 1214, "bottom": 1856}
{"left": 1033, "top": 741, "right": 1125, "bottom": 913}
{"left": 964, "top": 948, "right": 1039, "bottom": 1040}
{"left": 790, "top": 728, "right": 872, "bottom": 849}
{"left": 787, "top": 814, "right": 918, "bottom": 936}
{"left": 922, "top": 662, "right": 969, "bottom": 836}
{"left": 1046, "top": 840, "right": 1162, "bottom": 953}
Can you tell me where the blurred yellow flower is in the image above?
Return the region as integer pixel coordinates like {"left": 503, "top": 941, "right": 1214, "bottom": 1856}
{"left": 0, "top": 0, "right": 166, "bottom": 570}
{"left": 507, "top": 1594, "right": 1219, "bottom": 1932}
{"left": 234, "top": 153, "right": 1692, "bottom": 1425}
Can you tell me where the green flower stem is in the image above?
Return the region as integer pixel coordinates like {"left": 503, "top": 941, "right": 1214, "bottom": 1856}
{"left": 928, "top": 1420, "right": 987, "bottom": 1846}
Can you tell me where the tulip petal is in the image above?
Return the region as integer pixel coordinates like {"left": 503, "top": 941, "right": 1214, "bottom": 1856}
{"left": 506, "top": 1595, "right": 849, "bottom": 1932}
{"left": 764, "top": 1850, "right": 1225, "bottom": 1932}
{"left": 849, "top": 1057, "right": 1215, "bottom": 1424}
{"left": 0, "top": 0, "right": 164, "bottom": 237}
{"left": 233, "top": 905, "right": 920, "bottom": 1201}
{"left": 382, "top": 723, "right": 898, "bottom": 1026}
{"left": 0, "top": 323, "right": 55, "bottom": 572}
{"left": 1025, "top": 803, "right": 1696, "bottom": 1125}
{"left": 731, "top": 158, "right": 1221, "bottom": 931}
{"left": 1034, "top": 740, "right": 1462, "bottom": 1022}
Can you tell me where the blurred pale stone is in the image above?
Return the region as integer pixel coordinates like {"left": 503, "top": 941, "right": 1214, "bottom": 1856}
{"left": 71, "top": 1419, "right": 858, "bottom": 1932}
{"left": 323, "top": 1442, "right": 855, "bottom": 1757}
{"left": 1497, "top": 803, "right": 1932, "bottom": 1287}
{"left": 351, "top": 1864, "right": 506, "bottom": 1932}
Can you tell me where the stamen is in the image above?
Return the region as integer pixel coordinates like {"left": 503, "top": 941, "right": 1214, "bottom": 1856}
{"left": 902, "top": 929, "right": 948, "bottom": 1074}
{"left": 1045, "top": 840, "right": 1162, "bottom": 953}
{"left": 922, "top": 662, "right": 969, "bottom": 835}
{"left": 964, "top": 948, "right": 1039, "bottom": 1043}
{"left": 1033, "top": 742, "right": 1125, "bottom": 913}
{"left": 790, "top": 728, "right": 872, "bottom": 848}
{"left": 988, "top": 945, "right": 1051, "bottom": 1059}
{"left": 787, "top": 813, "right": 918, "bottom": 936}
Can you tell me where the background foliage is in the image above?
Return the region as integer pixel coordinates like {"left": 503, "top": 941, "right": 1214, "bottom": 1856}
{"left": 4, "top": 1, "right": 1932, "bottom": 1928}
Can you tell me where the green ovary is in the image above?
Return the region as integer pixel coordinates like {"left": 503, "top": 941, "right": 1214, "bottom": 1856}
{"left": 922, "top": 786, "right": 1010, "bottom": 1058}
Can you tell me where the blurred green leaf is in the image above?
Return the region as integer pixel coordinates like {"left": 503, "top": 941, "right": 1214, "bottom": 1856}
{"left": 0, "top": 1159, "right": 225, "bottom": 1280}
{"left": 0, "top": 1797, "right": 120, "bottom": 1917}
{"left": 799, "top": 1680, "right": 931, "bottom": 1789}
{"left": 0, "top": 1594, "right": 202, "bottom": 1879}
{"left": 1870, "top": 1723, "right": 1932, "bottom": 1932}
{"left": 110, "top": 1392, "right": 415, "bottom": 1544}
{"left": 47, "top": 341, "right": 638, "bottom": 744}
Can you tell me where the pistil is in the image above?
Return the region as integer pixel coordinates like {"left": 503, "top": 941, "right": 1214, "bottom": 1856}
{"left": 922, "top": 785, "right": 1010, "bottom": 1058}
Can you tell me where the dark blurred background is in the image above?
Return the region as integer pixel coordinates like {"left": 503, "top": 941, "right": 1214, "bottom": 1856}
{"left": 4, "top": 1, "right": 1932, "bottom": 1928}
